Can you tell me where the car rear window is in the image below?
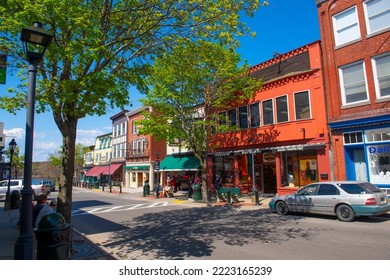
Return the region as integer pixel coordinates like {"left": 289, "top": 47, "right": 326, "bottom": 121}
{"left": 339, "top": 183, "right": 382, "bottom": 194}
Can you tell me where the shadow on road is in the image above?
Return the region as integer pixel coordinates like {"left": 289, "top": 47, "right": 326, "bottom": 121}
{"left": 96, "top": 206, "right": 317, "bottom": 260}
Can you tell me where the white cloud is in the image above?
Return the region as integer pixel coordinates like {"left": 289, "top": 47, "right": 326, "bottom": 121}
{"left": 76, "top": 129, "right": 105, "bottom": 146}
{"left": 4, "top": 127, "right": 25, "bottom": 140}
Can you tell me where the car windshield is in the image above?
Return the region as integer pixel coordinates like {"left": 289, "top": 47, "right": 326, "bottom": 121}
{"left": 338, "top": 182, "right": 382, "bottom": 194}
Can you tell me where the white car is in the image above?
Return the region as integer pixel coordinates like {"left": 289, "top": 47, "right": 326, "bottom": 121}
{"left": 0, "top": 179, "right": 23, "bottom": 200}
{"left": 0, "top": 179, "right": 50, "bottom": 200}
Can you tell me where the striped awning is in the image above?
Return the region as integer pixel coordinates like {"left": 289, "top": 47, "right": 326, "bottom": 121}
{"left": 212, "top": 142, "right": 326, "bottom": 156}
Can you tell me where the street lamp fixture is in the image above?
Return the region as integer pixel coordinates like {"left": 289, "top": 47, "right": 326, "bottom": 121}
{"left": 4, "top": 138, "right": 17, "bottom": 211}
{"left": 14, "top": 22, "right": 53, "bottom": 260}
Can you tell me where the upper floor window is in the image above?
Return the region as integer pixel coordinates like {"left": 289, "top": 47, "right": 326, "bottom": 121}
{"left": 122, "top": 122, "right": 126, "bottom": 135}
{"left": 238, "top": 106, "right": 248, "bottom": 129}
{"left": 132, "top": 120, "right": 138, "bottom": 135}
{"left": 372, "top": 53, "right": 390, "bottom": 99}
{"left": 333, "top": 6, "right": 360, "bottom": 46}
{"left": 339, "top": 61, "right": 369, "bottom": 105}
{"left": 117, "top": 124, "right": 121, "bottom": 136}
{"left": 294, "top": 91, "right": 311, "bottom": 120}
{"left": 250, "top": 103, "right": 260, "bottom": 128}
{"left": 364, "top": 0, "right": 390, "bottom": 35}
{"left": 276, "top": 95, "right": 289, "bottom": 123}
{"left": 344, "top": 131, "right": 363, "bottom": 144}
{"left": 228, "top": 108, "right": 237, "bottom": 130}
{"left": 262, "top": 99, "right": 274, "bottom": 125}
{"left": 142, "top": 139, "right": 147, "bottom": 153}
{"left": 219, "top": 111, "right": 227, "bottom": 126}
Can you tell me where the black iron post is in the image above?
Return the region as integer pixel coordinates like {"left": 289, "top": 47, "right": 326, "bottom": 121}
{"left": 4, "top": 138, "right": 17, "bottom": 211}
{"left": 155, "top": 157, "right": 160, "bottom": 199}
{"left": 14, "top": 22, "right": 53, "bottom": 260}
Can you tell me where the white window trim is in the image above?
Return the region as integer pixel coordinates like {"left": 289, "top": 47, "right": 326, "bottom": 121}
{"left": 343, "top": 131, "right": 364, "bottom": 145}
{"left": 363, "top": 0, "right": 390, "bottom": 35}
{"left": 238, "top": 105, "right": 249, "bottom": 129}
{"left": 372, "top": 52, "right": 390, "bottom": 100}
{"left": 275, "top": 94, "right": 289, "bottom": 123}
{"left": 293, "top": 90, "right": 312, "bottom": 120}
{"left": 262, "top": 99, "right": 274, "bottom": 126}
{"left": 339, "top": 61, "right": 369, "bottom": 106}
{"left": 332, "top": 6, "right": 361, "bottom": 47}
{"left": 249, "top": 102, "right": 261, "bottom": 128}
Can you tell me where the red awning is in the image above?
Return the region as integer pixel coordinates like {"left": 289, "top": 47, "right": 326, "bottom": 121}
{"left": 101, "top": 163, "right": 123, "bottom": 175}
{"left": 85, "top": 166, "right": 105, "bottom": 177}
{"left": 85, "top": 164, "right": 123, "bottom": 177}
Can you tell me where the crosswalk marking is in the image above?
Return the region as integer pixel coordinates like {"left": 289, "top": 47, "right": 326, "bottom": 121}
{"left": 71, "top": 202, "right": 170, "bottom": 216}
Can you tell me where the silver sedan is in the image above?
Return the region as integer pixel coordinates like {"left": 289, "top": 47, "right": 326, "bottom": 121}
{"left": 269, "top": 181, "right": 390, "bottom": 222}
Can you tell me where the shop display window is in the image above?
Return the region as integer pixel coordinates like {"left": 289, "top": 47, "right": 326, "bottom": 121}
{"left": 282, "top": 151, "right": 318, "bottom": 188}
{"left": 367, "top": 145, "right": 390, "bottom": 184}
{"left": 213, "top": 156, "right": 235, "bottom": 185}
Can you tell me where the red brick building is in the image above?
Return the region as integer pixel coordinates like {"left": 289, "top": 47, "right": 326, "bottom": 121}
{"left": 316, "top": 0, "right": 390, "bottom": 194}
{"left": 208, "top": 41, "right": 331, "bottom": 195}
{"left": 125, "top": 107, "right": 166, "bottom": 189}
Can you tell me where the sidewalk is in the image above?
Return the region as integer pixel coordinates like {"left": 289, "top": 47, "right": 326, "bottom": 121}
{"left": 0, "top": 188, "right": 272, "bottom": 260}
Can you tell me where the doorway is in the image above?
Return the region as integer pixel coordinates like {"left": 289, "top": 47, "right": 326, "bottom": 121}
{"left": 263, "top": 164, "right": 277, "bottom": 194}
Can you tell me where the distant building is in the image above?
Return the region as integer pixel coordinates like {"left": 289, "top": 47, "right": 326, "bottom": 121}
{"left": 125, "top": 106, "right": 167, "bottom": 189}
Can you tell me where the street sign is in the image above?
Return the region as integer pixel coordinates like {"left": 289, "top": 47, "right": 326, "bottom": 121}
{"left": 155, "top": 159, "right": 160, "bottom": 171}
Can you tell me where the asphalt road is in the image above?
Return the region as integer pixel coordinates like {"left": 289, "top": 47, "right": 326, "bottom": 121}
{"left": 70, "top": 188, "right": 390, "bottom": 260}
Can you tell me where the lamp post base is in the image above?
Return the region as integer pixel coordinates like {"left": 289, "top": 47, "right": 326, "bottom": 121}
{"left": 4, "top": 199, "right": 11, "bottom": 211}
{"left": 14, "top": 235, "right": 37, "bottom": 260}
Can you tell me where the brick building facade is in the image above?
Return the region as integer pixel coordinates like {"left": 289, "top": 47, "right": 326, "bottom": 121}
{"left": 316, "top": 0, "right": 390, "bottom": 194}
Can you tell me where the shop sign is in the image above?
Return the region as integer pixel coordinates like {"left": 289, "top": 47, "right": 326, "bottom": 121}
{"left": 263, "top": 153, "right": 276, "bottom": 162}
{"left": 368, "top": 146, "right": 390, "bottom": 154}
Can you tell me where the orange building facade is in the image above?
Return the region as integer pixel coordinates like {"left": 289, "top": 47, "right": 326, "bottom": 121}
{"left": 208, "top": 41, "right": 331, "bottom": 195}
{"left": 316, "top": 0, "right": 390, "bottom": 195}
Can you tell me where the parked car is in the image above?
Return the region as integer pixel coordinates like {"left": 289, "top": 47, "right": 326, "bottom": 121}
{"left": 0, "top": 179, "right": 23, "bottom": 200}
{"left": 269, "top": 181, "right": 390, "bottom": 222}
{"left": 0, "top": 179, "right": 50, "bottom": 201}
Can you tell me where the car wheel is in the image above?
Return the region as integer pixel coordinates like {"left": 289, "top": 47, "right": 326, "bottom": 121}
{"left": 275, "top": 201, "right": 289, "bottom": 215}
{"left": 336, "top": 204, "right": 355, "bottom": 222}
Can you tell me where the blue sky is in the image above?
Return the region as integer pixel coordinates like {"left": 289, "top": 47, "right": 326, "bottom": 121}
{"left": 0, "top": 0, "right": 320, "bottom": 162}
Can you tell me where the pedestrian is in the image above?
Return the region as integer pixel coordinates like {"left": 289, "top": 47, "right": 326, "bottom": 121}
{"left": 32, "top": 194, "right": 47, "bottom": 227}
{"left": 34, "top": 199, "right": 57, "bottom": 228}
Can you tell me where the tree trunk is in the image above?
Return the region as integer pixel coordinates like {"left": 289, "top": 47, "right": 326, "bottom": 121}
{"left": 55, "top": 117, "right": 78, "bottom": 226}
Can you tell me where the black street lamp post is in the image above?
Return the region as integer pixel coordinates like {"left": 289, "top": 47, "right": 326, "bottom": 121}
{"left": 4, "top": 138, "right": 17, "bottom": 211}
{"left": 14, "top": 22, "right": 53, "bottom": 260}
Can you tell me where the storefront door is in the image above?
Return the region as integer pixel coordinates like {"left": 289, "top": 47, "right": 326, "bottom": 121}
{"left": 346, "top": 148, "right": 368, "bottom": 181}
{"left": 263, "top": 164, "right": 277, "bottom": 194}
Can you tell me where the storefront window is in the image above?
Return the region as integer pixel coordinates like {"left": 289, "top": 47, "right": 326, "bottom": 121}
{"left": 365, "top": 128, "right": 390, "bottom": 142}
{"left": 367, "top": 145, "right": 390, "bottom": 184}
{"left": 282, "top": 151, "right": 318, "bottom": 188}
{"left": 237, "top": 154, "right": 252, "bottom": 185}
{"left": 213, "top": 156, "right": 235, "bottom": 185}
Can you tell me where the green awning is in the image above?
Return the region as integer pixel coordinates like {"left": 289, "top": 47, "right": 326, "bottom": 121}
{"left": 160, "top": 154, "right": 200, "bottom": 171}
{"left": 125, "top": 165, "right": 149, "bottom": 171}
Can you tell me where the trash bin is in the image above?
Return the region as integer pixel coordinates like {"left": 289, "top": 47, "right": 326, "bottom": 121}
{"left": 143, "top": 181, "right": 150, "bottom": 197}
{"left": 34, "top": 212, "right": 71, "bottom": 260}
{"left": 10, "top": 190, "right": 21, "bottom": 209}
{"left": 192, "top": 184, "right": 202, "bottom": 201}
